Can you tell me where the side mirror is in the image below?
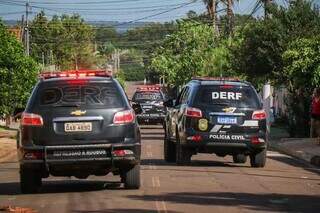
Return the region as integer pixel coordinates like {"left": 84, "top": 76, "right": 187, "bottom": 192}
{"left": 132, "top": 103, "right": 142, "bottom": 114}
{"left": 164, "top": 99, "right": 175, "bottom": 108}
{"left": 13, "top": 108, "right": 25, "bottom": 119}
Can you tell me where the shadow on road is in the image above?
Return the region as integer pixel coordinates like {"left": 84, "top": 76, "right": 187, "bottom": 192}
{"left": 127, "top": 192, "right": 320, "bottom": 212}
{"left": 139, "top": 126, "right": 163, "bottom": 130}
{"left": 0, "top": 180, "right": 123, "bottom": 195}
{"left": 73, "top": 209, "right": 180, "bottom": 213}
{"left": 141, "top": 158, "right": 236, "bottom": 167}
{"left": 141, "top": 136, "right": 164, "bottom": 141}
{"left": 269, "top": 155, "right": 320, "bottom": 175}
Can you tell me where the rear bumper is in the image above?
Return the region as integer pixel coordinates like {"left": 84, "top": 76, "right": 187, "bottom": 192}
{"left": 18, "top": 142, "right": 141, "bottom": 172}
{"left": 181, "top": 130, "right": 267, "bottom": 153}
{"left": 137, "top": 113, "right": 165, "bottom": 123}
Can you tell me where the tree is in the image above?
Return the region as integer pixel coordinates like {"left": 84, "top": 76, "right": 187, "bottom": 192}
{"left": 0, "top": 20, "right": 39, "bottom": 119}
{"left": 150, "top": 21, "right": 233, "bottom": 86}
{"left": 283, "top": 37, "right": 320, "bottom": 92}
{"left": 30, "top": 13, "right": 96, "bottom": 70}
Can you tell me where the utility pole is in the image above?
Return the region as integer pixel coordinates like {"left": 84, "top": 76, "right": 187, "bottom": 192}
{"left": 211, "top": 0, "right": 220, "bottom": 35}
{"left": 263, "top": 0, "right": 272, "bottom": 19}
{"left": 25, "top": 0, "right": 30, "bottom": 56}
{"left": 226, "top": 0, "right": 234, "bottom": 36}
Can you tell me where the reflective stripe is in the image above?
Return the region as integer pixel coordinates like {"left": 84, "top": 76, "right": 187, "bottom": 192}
{"left": 241, "top": 120, "right": 258, "bottom": 127}
{"left": 210, "top": 125, "right": 222, "bottom": 133}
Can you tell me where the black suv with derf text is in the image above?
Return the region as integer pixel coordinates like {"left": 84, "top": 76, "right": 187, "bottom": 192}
{"left": 17, "top": 70, "right": 141, "bottom": 193}
{"left": 163, "top": 77, "right": 267, "bottom": 167}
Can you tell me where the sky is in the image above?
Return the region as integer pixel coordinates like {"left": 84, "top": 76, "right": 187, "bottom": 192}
{"left": 0, "top": 0, "right": 318, "bottom": 23}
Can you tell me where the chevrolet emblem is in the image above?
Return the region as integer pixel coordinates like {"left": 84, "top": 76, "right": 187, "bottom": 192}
{"left": 222, "top": 107, "right": 236, "bottom": 113}
{"left": 71, "top": 110, "right": 86, "bottom": 116}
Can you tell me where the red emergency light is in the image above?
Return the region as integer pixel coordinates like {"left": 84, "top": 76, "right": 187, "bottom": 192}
{"left": 137, "top": 85, "right": 161, "bottom": 92}
{"left": 192, "top": 77, "right": 241, "bottom": 82}
{"left": 39, "top": 70, "right": 112, "bottom": 79}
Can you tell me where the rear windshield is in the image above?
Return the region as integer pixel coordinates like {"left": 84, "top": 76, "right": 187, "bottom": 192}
{"left": 195, "top": 85, "right": 260, "bottom": 108}
{"left": 33, "top": 81, "right": 124, "bottom": 109}
{"left": 133, "top": 91, "right": 163, "bottom": 101}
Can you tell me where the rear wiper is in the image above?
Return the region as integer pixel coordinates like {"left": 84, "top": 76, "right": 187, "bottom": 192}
{"left": 212, "top": 103, "right": 229, "bottom": 106}
{"left": 54, "top": 104, "right": 80, "bottom": 107}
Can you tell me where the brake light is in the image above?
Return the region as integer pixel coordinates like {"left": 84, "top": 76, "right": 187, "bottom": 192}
{"left": 220, "top": 85, "right": 234, "bottom": 89}
{"left": 252, "top": 110, "right": 266, "bottom": 120}
{"left": 113, "top": 110, "right": 135, "bottom": 124}
{"left": 21, "top": 113, "right": 43, "bottom": 126}
{"left": 185, "top": 107, "right": 202, "bottom": 118}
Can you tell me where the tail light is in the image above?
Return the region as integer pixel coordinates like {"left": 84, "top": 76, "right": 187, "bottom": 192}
{"left": 112, "top": 149, "right": 134, "bottom": 157}
{"left": 185, "top": 107, "right": 202, "bottom": 118}
{"left": 24, "top": 151, "right": 44, "bottom": 160}
{"left": 21, "top": 113, "right": 43, "bottom": 126}
{"left": 252, "top": 110, "right": 266, "bottom": 120}
{"left": 188, "top": 135, "right": 202, "bottom": 142}
{"left": 113, "top": 110, "right": 135, "bottom": 124}
{"left": 251, "top": 136, "right": 265, "bottom": 144}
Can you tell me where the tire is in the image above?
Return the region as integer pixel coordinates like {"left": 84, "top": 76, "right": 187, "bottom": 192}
{"left": 20, "top": 168, "right": 42, "bottom": 194}
{"left": 233, "top": 154, "right": 247, "bottom": 164}
{"left": 250, "top": 149, "right": 267, "bottom": 168}
{"left": 176, "top": 135, "right": 191, "bottom": 165}
{"left": 164, "top": 131, "right": 176, "bottom": 162}
{"left": 124, "top": 164, "right": 140, "bottom": 189}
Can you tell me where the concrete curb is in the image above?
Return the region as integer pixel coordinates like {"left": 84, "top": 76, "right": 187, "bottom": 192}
{"left": 269, "top": 139, "right": 320, "bottom": 167}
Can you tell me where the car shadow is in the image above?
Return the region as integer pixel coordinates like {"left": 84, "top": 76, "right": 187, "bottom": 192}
{"left": 73, "top": 209, "right": 180, "bottom": 213}
{"left": 141, "top": 158, "right": 243, "bottom": 168}
{"left": 126, "top": 192, "right": 320, "bottom": 212}
{"left": 141, "top": 136, "right": 164, "bottom": 140}
{"left": 268, "top": 155, "right": 320, "bottom": 175}
{"left": 0, "top": 180, "right": 123, "bottom": 195}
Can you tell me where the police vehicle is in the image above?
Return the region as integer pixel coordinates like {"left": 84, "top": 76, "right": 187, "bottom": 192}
{"left": 163, "top": 77, "right": 267, "bottom": 167}
{"left": 17, "top": 70, "right": 141, "bottom": 193}
{"left": 132, "top": 85, "right": 166, "bottom": 124}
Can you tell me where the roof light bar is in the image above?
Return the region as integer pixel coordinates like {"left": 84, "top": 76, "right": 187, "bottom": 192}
{"left": 192, "top": 77, "right": 241, "bottom": 82}
{"left": 39, "top": 70, "right": 112, "bottom": 79}
{"left": 137, "top": 85, "right": 161, "bottom": 91}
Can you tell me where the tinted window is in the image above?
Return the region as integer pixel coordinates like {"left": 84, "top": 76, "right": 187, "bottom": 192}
{"left": 133, "top": 92, "right": 162, "bottom": 101}
{"left": 35, "top": 81, "right": 124, "bottom": 109}
{"left": 195, "top": 85, "right": 260, "bottom": 108}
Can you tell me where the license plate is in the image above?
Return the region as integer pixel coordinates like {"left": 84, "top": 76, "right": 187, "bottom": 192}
{"left": 142, "top": 105, "right": 153, "bottom": 109}
{"left": 52, "top": 149, "right": 107, "bottom": 158}
{"left": 64, "top": 122, "right": 92, "bottom": 132}
{"left": 217, "top": 116, "right": 237, "bottom": 124}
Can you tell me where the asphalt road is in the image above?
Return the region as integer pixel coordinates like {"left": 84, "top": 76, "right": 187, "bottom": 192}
{"left": 0, "top": 125, "right": 320, "bottom": 213}
{"left": 0, "top": 82, "right": 319, "bottom": 212}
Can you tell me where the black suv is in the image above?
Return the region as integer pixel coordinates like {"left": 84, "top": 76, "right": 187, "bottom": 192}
{"left": 17, "top": 70, "right": 141, "bottom": 193}
{"left": 132, "top": 85, "right": 166, "bottom": 124}
{"left": 163, "top": 78, "right": 267, "bottom": 167}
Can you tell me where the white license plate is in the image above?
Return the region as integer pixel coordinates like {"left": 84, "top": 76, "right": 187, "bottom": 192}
{"left": 64, "top": 122, "right": 92, "bottom": 132}
{"left": 217, "top": 116, "right": 237, "bottom": 124}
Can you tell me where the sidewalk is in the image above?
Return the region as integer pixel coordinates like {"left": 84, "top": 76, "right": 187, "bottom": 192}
{"left": 269, "top": 126, "right": 320, "bottom": 167}
{"left": 0, "top": 125, "right": 18, "bottom": 163}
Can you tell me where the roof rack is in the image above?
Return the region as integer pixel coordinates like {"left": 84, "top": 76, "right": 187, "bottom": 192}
{"left": 39, "top": 70, "right": 112, "bottom": 80}
{"left": 192, "top": 77, "right": 241, "bottom": 82}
